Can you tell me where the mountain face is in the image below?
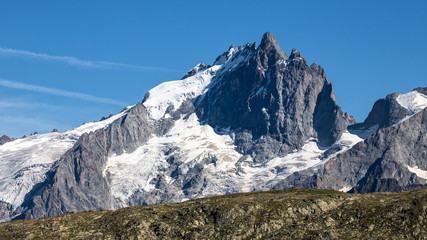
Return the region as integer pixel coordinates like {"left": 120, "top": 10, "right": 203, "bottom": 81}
{"left": 349, "top": 88, "right": 427, "bottom": 131}
{"left": 196, "top": 33, "right": 354, "bottom": 161}
{"left": 273, "top": 89, "right": 427, "bottom": 193}
{"left": 0, "top": 33, "right": 426, "bottom": 222}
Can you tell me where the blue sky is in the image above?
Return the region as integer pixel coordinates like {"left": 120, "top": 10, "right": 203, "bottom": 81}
{"left": 0, "top": 1, "right": 426, "bottom": 138}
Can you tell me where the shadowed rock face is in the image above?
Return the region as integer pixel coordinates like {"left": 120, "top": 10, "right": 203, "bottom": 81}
{"left": 350, "top": 87, "right": 427, "bottom": 131}
{"left": 0, "top": 135, "right": 13, "bottom": 145}
{"left": 273, "top": 108, "right": 427, "bottom": 192}
{"left": 414, "top": 87, "right": 427, "bottom": 95}
{"left": 196, "top": 32, "right": 354, "bottom": 158}
{"left": 350, "top": 92, "right": 411, "bottom": 130}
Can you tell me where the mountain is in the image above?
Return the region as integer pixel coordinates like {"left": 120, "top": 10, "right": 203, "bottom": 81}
{"left": 0, "top": 32, "right": 426, "bottom": 222}
{"left": 273, "top": 88, "right": 427, "bottom": 192}
{"left": 195, "top": 32, "right": 354, "bottom": 160}
{"left": 1, "top": 189, "right": 426, "bottom": 239}
{"left": 0, "top": 135, "right": 13, "bottom": 146}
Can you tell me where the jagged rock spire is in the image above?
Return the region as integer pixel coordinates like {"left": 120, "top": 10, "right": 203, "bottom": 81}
{"left": 196, "top": 32, "right": 355, "bottom": 158}
{"left": 257, "top": 32, "right": 287, "bottom": 61}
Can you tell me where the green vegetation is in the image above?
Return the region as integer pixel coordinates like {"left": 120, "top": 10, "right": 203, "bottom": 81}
{"left": 0, "top": 189, "right": 426, "bottom": 239}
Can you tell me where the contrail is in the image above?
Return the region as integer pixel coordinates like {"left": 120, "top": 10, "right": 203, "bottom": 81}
{"left": 0, "top": 78, "right": 127, "bottom": 106}
{"left": 0, "top": 47, "right": 174, "bottom": 72}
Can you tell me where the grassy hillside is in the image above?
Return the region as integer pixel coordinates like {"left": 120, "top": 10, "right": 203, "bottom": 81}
{"left": 0, "top": 189, "right": 426, "bottom": 239}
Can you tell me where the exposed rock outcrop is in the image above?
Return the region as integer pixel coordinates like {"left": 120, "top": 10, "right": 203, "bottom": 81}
{"left": 20, "top": 103, "right": 153, "bottom": 219}
{"left": 0, "top": 135, "right": 13, "bottom": 145}
{"left": 274, "top": 108, "right": 427, "bottom": 192}
{"left": 196, "top": 32, "right": 354, "bottom": 160}
{"left": 349, "top": 92, "right": 411, "bottom": 130}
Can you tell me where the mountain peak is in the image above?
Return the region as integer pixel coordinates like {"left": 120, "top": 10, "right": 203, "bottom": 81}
{"left": 258, "top": 32, "right": 285, "bottom": 56}
{"left": 0, "top": 135, "right": 13, "bottom": 145}
{"left": 259, "top": 32, "right": 277, "bottom": 46}
{"left": 289, "top": 48, "right": 303, "bottom": 59}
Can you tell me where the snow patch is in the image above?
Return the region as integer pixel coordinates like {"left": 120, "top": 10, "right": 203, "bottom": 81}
{"left": 349, "top": 124, "right": 379, "bottom": 140}
{"left": 396, "top": 91, "right": 427, "bottom": 114}
{"left": 393, "top": 115, "right": 412, "bottom": 126}
{"left": 407, "top": 166, "right": 427, "bottom": 180}
{"left": 339, "top": 186, "right": 352, "bottom": 192}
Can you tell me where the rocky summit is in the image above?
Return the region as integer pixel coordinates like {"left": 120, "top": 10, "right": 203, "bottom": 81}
{"left": 0, "top": 32, "right": 426, "bottom": 222}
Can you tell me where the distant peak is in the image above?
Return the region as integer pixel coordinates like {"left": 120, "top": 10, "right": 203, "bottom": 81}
{"left": 0, "top": 135, "right": 14, "bottom": 145}
{"left": 289, "top": 48, "right": 303, "bottom": 59}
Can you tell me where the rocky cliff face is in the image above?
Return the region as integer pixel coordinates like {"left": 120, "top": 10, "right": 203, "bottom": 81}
{"left": 273, "top": 107, "right": 427, "bottom": 192}
{"left": 20, "top": 103, "right": 153, "bottom": 220}
{"left": 350, "top": 93, "right": 410, "bottom": 130}
{"left": 196, "top": 33, "right": 354, "bottom": 161}
{"left": 351, "top": 87, "right": 427, "bottom": 131}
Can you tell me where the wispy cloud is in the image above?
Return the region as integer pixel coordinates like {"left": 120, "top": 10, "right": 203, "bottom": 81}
{"left": 0, "top": 78, "right": 127, "bottom": 106}
{"left": 0, "top": 101, "right": 59, "bottom": 109}
{"left": 0, "top": 47, "right": 174, "bottom": 72}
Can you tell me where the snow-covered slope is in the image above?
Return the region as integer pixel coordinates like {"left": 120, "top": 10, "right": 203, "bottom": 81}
{"left": 102, "top": 49, "right": 368, "bottom": 207}
{"left": 103, "top": 112, "right": 367, "bottom": 208}
{"left": 0, "top": 106, "right": 132, "bottom": 208}
{"left": 143, "top": 65, "right": 220, "bottom": 120}
{"left": 396, "top": 90, "right": 427, "bottom": 114}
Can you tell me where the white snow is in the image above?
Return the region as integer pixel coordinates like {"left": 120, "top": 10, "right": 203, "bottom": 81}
{"left": 339, "top": 186, "right": 352, "bottom": 192}
{"left": 213, "top": 47, "right": 236, "bottom": 66}
{"left": 218, "top": 46, "right": 253, "bottom": 73}
{"left": 393, "top": 115, "right": 412, "bottom": 126}
{"left": 104, "top": 112, "right": 366, "bottom": 207}
{"left": 0, "top": 105, "right": 133, "bottom": 208}
{"left": 104, "top": 113, "right": 243, "bottom": 207}
{"left": 142, "top": 66, "right": 220, "bottom": 120}
{"left": 407, "top": 165, "right": 427, "bottom": 180}
{"left": 396, "top": 90, "right": 427, "bottom": 114}
{"left": 142, "top": 45, "right": 255, "bottom": 121}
